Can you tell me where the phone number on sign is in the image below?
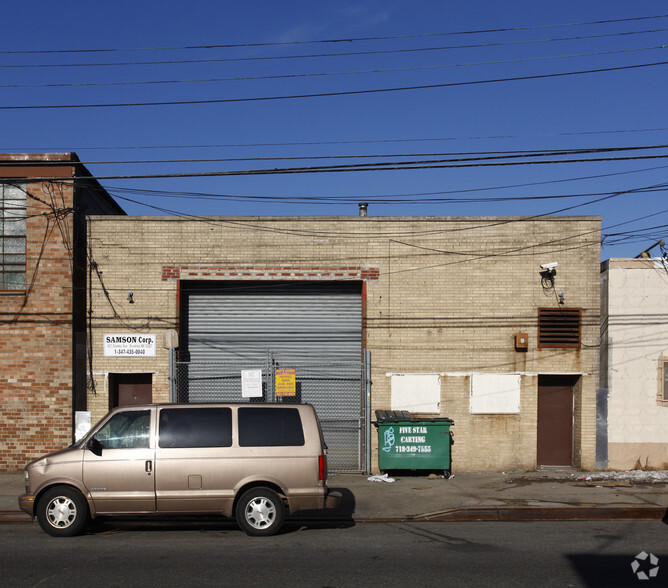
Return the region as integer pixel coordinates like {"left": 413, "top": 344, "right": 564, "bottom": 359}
{"left": 394, "top": 445, "right": 432, "bottom": 453}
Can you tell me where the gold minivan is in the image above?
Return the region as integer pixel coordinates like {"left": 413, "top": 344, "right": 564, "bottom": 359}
{"left": 19, "top": 403, "right": 336, "bottom": 537}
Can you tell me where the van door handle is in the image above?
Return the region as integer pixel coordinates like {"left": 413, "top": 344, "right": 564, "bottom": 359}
{"left": 145, "top": 460, "right": 152, "bottom": 475}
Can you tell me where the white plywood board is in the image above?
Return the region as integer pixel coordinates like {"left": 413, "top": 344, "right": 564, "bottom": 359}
{"left": 470, "top": 373, "right": 521, "bottom": 414}
{"left": 390, "top": 373, "right": 441, "bottom": 413}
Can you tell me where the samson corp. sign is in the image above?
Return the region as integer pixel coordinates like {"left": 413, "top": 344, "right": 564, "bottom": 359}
{"left": 104, "top": 334, "right": 156, "bottom": 357}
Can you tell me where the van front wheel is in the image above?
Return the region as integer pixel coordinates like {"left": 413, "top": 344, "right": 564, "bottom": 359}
{"left": 37, "top": 486, "right": 89, "bottom": 537}
{"left": 236, "top": 488, "right": 285, "bottom": 536}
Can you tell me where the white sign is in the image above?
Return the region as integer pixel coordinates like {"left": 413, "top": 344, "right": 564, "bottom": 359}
{"left": 242, "top": 369, "right": 263, "bottom": 398}
{"left": 104, "top": 334, "right": 156, "bottom": 357}
{"left": 74, "top": 411, "right": 91, "bottom": 441}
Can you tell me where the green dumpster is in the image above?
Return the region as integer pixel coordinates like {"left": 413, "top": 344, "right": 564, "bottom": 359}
{"left": 374, "top": 410, "right": 454, "bottom": 475}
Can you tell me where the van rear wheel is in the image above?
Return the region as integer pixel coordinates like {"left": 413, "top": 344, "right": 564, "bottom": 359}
{"left": 236, "top": 487, "right": 285, "bottom": 536}
{"left": 37, "top": 486, "right": 89, "bottom": 537}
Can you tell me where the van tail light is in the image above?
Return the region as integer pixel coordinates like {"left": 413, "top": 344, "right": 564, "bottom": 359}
{"left": 318, "top": 455, "right": 326, "bottom": 481}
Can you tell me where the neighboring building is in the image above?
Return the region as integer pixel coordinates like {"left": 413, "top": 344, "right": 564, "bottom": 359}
{"left": 86, "top": 213, "right": 601, "bottom": 472}
{"left": 600, "top": 257, "right": 668, "bottom": 470}
{"left": 0, "top": 154, "right": 124, "bottom": 471}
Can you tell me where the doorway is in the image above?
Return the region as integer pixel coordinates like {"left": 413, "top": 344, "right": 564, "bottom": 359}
{"left": 109, "top": 373, "right": 153, "bottom": 409}
{"left": 537, "top": 375, "right": 577, "bottom": 466}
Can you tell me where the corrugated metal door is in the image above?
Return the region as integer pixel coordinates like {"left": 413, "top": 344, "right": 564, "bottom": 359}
{"left": 179, "top": 281, "right": 365, "bottom": 471}
{"left": 182, "top": 282, "right": 361, "bottom": 365}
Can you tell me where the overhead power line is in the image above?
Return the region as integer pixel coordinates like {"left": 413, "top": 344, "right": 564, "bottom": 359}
{"left": 100, "top": 163, "right": 668, "bottom": 201}
{"left": 77, "top": 184, "right": 668, "bottom": 257}
{"left": 2, "top": 44, "right": 663, "bottom": 89}
{"left": 0, "top": 13, "right": 665, "bottom": 55}
{"left": 4, "top": 28, "right": 667, "bottom": 70}
{"left": 106, "top": 187, "right": 664, "bottom": 206}
{"left": 4, "top": 153, "right": 668, "bottom": 183}
{"left": 2, "top": 60, "right": 667, "bottom": 110}
{"left": 73, "top": 175, "right": 668, "bottom": 252}
{"left": 2, "top": 143, "right": 666, "bottom": 166}
{"left": 7, "top": 127, "right": 668, "bottom": 151}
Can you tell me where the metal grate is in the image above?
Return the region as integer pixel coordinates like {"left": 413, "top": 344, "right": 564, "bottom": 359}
{"left": 175, "top": 357, "right": 367, "bottom": 472}
{"left": 538, "top": 308, "right": 582, "bottom": 348}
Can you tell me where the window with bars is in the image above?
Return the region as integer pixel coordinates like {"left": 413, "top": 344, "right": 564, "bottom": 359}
{"left": 537, "top": 308, "right": 582, "bottom": 348}
{"left": 1, "top": 183, "right": 26, "bottom": 292}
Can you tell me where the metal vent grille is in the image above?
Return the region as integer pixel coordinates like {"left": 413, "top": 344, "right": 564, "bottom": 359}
{"left": 538, "top": 308, "right": 582, "bottom": 348}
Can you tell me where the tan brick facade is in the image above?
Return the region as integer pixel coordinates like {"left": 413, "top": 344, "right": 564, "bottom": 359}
{"left": 87, "top": 215, "right": 601, "bottom": 471}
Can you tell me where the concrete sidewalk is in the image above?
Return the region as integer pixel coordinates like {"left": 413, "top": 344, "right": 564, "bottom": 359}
{"left": 1, "top": 469, "right": 666, "bottom": 523}
{"left": 325, "top": 469, "right": 668, "bottom": 522}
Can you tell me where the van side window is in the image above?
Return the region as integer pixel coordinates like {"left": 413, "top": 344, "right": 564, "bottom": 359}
{"left": 159, "top": 408, "right": 232, "bottom": 448}
{"left": 96, "top": 410, "right": 150, "bottom": 449}
{"left": 238, "top": 407, "right": 305, "bottom": 447}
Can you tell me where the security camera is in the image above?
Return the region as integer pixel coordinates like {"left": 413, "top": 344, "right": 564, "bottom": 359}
{"left": 540, "top": 262, "right": 558, "bottom": 270}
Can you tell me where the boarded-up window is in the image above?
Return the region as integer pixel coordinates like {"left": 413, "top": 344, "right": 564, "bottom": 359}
{"left": 390, "top": 373, "right": 440, "bottom": 414}
{"left": 538, "top": 308, "right": 581, "bottom": 348}
{"left": 470, "top": 373, "right": 521, "bottom": 414}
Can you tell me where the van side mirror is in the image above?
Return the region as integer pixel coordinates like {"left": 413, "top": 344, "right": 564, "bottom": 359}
{"left": 87, "top": 437, "right": 103, "bottom": 457}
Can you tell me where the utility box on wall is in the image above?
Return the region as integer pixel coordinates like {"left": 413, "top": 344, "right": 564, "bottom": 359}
{"left": 515, "top": 333, "right": 529, "bottom": 350}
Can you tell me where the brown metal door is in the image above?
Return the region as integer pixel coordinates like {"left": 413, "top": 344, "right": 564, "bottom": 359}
{"left": 111, "top": 373, "right": 153, "bottom": 408}
{"left": 537, "top": 384, "right": 573, "bottom": 466}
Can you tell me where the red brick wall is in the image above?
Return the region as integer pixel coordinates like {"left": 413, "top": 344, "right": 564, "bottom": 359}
{"left": 161, "top": 265, "right": 381, "bottom": 282}
{"left": 0, "top": 180, "right": 74, "bottom": 471}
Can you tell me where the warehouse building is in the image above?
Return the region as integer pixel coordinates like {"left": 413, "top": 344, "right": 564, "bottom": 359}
{"left": 86, "top": 212, "right": 601, "bottom": 472}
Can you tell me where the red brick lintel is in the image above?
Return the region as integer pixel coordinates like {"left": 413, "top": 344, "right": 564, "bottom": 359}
{"left": 162, "top": 265, "right": 380, "bottom": 282}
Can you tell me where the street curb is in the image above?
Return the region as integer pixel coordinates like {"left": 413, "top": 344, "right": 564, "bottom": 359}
{"left": 410, "top": 506, "right": 668, "bottom": 522}
{"left": 2, "top": 506, "right": 666, "bottom": 525}
{"left": 301, "top": 505, "right": 668, "bottom": 523}
{"left": 0, "top": 511, "right": 31, "bottom": 522}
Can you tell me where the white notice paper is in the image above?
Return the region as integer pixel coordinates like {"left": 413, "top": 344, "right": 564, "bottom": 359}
{"left": 241, "top": 369, "right": 263, "bottom": 398}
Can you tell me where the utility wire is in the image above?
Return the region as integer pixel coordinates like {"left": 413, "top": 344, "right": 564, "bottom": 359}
{"left": 106, "top": 187, "right": 665, "bottom": 206}
{"left": 2, "top": 143, "right": 665, "bottom": 166}
{"left": 3, "top": 44, "right": 664, "bottom": 88}
{"left": 8, "top": 127, "right": 668, "bottom": 151}
{"left": 95, "top": 179, "right": 667, "bottom": 242}
{"left": 3, "top": 13, "right": 667, "bottom": 54}
{"left": 4, "top": 28, "right": 667, "bottom": 70}
{"left": 101, "top": 163, "right": 668, "bottom": 203}
{"left": 3, "top": 60, "right": 666, "bottom": 110}
{"left": 4, "top": 152, "right": 668, "bottom": 183}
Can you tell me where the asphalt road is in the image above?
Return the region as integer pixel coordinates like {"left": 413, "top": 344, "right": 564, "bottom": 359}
{"left": 1, "top": 519, "right": 666, "bottom": 587}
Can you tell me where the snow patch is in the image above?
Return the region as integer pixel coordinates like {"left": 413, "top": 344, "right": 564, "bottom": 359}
{"left": 575, "top": 470, "right": 668, "bottom": 483}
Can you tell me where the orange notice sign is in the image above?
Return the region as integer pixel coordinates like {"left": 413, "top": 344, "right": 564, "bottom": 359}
{"left": 275, "top": 368, "right": 296, "bottom": 397}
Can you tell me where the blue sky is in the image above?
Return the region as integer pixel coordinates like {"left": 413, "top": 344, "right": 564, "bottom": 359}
{"left": 3, "top": 1, "right": 668, "bottom": 259}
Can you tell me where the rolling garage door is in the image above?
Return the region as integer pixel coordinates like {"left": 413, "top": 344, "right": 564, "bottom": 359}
{"left": 178, "top": 281, "right": 365, "bottom": 471}
{"left": 182, "top": 281, "right": 361, "bottom": 365}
